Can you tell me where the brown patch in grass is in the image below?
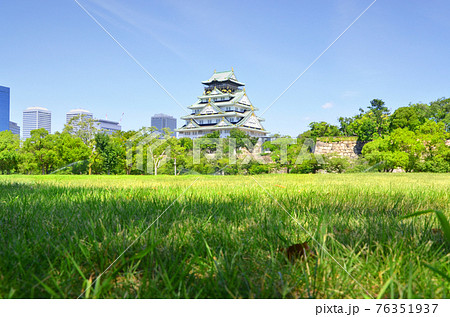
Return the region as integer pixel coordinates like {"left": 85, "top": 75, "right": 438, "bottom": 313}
{"left": 281, "top": 242, "right": 316, "bottom": 261}
{"left": 431, "top": 228, "right": 443, "bottom": 235}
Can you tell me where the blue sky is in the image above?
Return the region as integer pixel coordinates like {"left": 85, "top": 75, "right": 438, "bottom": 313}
{"left": 1, "top": 0, "right": 449, "bottom": 137}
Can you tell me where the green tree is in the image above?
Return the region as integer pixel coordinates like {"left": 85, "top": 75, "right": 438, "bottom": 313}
{"left": 264, "top": 137, "right": 296, "bottom": 172}
{"left": 367, "top": 99, "right": 390, "bottom": 136}
{"left": 338, "top": 117, "right": 355, "bottom": 136}
{"left": 229, "top": 128, "right": 258, "bottom": 147}
{"left": 22, "top": 129, "right": 59, "bottom": 174}
{"left": 248, "top": 162, "right": 270, "bottom": 175}
{"left": 54, "top": 132, "right": 90, "bottom": 173}
{"left": 64, "top": 115, "right": 99, "bottom": 174}
{"left": 112, "top": 130, "right": 136, "bottom": 174}
{"left": 362, "top": 137, "right": 403, "bottom": 172}
{"left": 179, "top": 137, "right": 193, "bottom": 151}
{"left": 389, "top": 106, "right": 422, "bottom": 131}
{"left": 348, "top": 113, "right": 378, "bottom": 141}
{"left": 429, "top": 97, "right": 450, "bottom": 131}
{"left": 200, "top": 130, "right": 220, "bottom": 152}
{"left": 307, "top": 121, "right": 341, "bottom": 138}
{"left": 410, "top": 102, "right": 431, "bottom": 122}
{"left": 324, "top": 155, "right": 350, "bottom": 173}
{"left": 95, "top": 133, "right": 122, "bottom": 174}
{"left": 362, "top": 123, "right": 448, "bottom": 172}
{"left": 0, "top": 131, "right": 20, "bottom": 174}
{"left": 128, "top": 127, "right": 178, "bottom": 175}
{"left": 415, "top": 120, "right": 450, "bottom": 172}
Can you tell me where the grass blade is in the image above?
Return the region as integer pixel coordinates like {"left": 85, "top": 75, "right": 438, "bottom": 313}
{"left": 376, "top": 277, "right": 393, "bottom": 299}
{"left": 401, "top": 209, "right": 436, "bottom": 220}
{"left": 402, "top": 209, "right": 450, "bottom": 244}
{"left": 423, "top": 263, "right": 450, "bottom": 283}
{"left": 434, "top": 210, "right": 450, "bottom": 243}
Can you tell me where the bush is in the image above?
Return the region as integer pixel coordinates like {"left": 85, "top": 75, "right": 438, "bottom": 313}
{"left": 248, "top": 163, "right": 270, "bottom": 175}
{"left": 290, "top": 159, "right": 322, "bottom": 174}
{"left": 324, "top": 155, "right": 350, "bottom": 173}
{"left": 346, "top": 158, "right": 372, "bottom": 173}
{"left": 415, "top": 156, "right": 450, "bottom": 173}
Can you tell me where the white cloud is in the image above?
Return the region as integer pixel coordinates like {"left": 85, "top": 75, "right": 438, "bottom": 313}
{"left": 321, "top": 102, "right": 334, "bottom": 109}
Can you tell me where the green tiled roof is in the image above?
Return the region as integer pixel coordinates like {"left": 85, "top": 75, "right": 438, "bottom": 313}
{"left": 198, "top": 100, "right": 224, "bottom": 115}
{"left": 181, "top": 111, "right": 248, "bottom": 120}
{"left": 202, "top": 70, "right": 245, "bottom": 86}
{"left": 175, "top": 125, "right": 268, "bottom": 134}
{"left": 236, "top": 112, "right": 266, "bottom": 131}
{"left": 188, "top": 90, "right": 258, "bottom": 110}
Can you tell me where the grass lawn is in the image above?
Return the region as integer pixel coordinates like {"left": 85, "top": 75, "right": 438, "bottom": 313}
{"left": 0, "top": 173, "right": 449, "bottom": 298}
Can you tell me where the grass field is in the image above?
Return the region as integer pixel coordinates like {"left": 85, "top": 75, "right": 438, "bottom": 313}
{"left": 0, "top": 174, "right": 449, "bottom": 299}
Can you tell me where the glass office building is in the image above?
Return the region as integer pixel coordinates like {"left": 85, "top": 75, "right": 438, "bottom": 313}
{"left": 0, "top": 86, "right": 10, "bottom": 132}
{"left": 66, "top": 109, "right": 94, "bottom": 132}
{"left": 23, "top": 106, "right": 52, "bottom": 139}
{"left": 9, "top": 121, "right": 20, "bottom": 136}
{"left": 151, "top": 113, "right": 177, "bottom": 133}
{"left": 96, "top": 119, "right": 121, "bottom": 134}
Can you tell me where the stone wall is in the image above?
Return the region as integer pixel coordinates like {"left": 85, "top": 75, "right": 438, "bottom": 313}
{"left": 314, "top": 139, "right": 450, "bottom": 159}
{"left": 314, "top": 140, "right": 366, "bottom": 159}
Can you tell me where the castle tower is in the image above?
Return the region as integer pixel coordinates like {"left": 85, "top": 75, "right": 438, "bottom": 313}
{"left": 176, "top": 69, "right": 269, "bottom": 139}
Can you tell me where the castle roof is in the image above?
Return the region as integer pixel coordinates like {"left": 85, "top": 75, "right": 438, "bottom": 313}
{"left": 201, "top": 70, "right": 244, "bottom": 86}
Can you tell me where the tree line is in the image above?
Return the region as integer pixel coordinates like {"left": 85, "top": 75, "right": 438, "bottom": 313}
{"left": 0, "top": 97, "right": 449, "bottom": 175}
{"left": 294, "top": 97, "right": 450, "bottom": 172}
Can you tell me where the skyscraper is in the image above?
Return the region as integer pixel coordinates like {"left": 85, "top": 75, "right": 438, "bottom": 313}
{"left": 96, "top": 119, "right": 121, "bottom": 134}
{"left": 66, "top": 109, "right": 94, "bottom": 132}
{"left": 23, "top": 107, "right": 51, "bottom": 139}
{"left": 151, "top": 113, "right": 177, "bottom": 132}
{"left": 0, "top": 86, "right": 10, "bottom": 132}
{"left": 9, "top": 121, "right": 20, "bottom": 136}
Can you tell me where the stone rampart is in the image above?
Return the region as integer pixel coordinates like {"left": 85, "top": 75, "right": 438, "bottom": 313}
{"left": 314, "top": 140, "right": 366, "bottom": 159}
{"left": 315, "top": 138, "right": 450, "bottom": 159}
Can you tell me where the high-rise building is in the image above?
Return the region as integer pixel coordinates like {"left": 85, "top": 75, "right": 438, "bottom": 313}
{"left": 96, "top": 119, "right": 121, "bottom": 134}
{"left": 151, "top": 113, "right": 177, "bottom": 133}
{"left": 66, "top": 109, "right": 94, "bottom": 132}
{"left": 23, "top": 107, "right": 51, "bottom": 139}
{"left": 9, "top": 121, "right": 20, "bottom": 136}
{"left": 0, "top": 86, "right": 10, "bottom": 132}
{"left": 176, "top": 69, "right": 269, "bottom": 139}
